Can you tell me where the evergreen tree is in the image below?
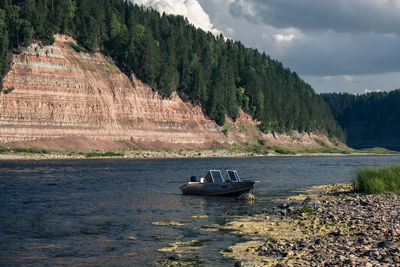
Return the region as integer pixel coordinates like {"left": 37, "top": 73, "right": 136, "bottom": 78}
{"left": 0, "top": 0, "right": 344, "bottom": 140}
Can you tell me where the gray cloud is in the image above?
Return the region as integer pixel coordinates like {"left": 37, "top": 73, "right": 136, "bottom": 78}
{"left": 138, "top": 0, "right": 400, "bottom": 93}
{"left": 229, "top": 0, "right": 400, "bottom": 35}
{"left": 303, "top": 71, "right": 400, "bottom": 94}
{"left": 280, "top": 31, "right": 400, "bottom": 76}
{"left": 199, "top": 0, "right": 400, "bottom": 85}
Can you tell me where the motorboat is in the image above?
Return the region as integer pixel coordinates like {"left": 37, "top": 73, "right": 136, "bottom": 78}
{"left": 181, "top": 170, "right": 255, "bottom": 196}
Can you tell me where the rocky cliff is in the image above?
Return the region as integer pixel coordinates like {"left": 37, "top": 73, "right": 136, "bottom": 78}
{"left": 0, "top": 35, "right": 340, "bottom": 152}
{"left": 0, "top": 35, "right": 233, "bottom": 151}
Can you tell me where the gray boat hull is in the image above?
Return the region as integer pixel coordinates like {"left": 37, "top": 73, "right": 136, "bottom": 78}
{"left": 181, "top": 181, "right": 255, "bottom": 196}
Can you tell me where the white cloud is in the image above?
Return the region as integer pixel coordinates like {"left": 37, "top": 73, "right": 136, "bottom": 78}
{"left": 303, "top": 72, "right": 400, "bottom": 93}
{"left": 321, "top": 75, "right": 355, "bottom": 84}
{"left": 225, "top": 27, "right": 235, "bottom": 35}
{"left": 363, "top": 88, "right": 382, "bottom": 94}
{"left": 132, "top": 0, "right": 221, "bottom": 34}
{"left": 343, "top": 75, "right": 355, "bottom": 82}
{"left": 322, "top": 76, "right": 333, "bottom": 82}
{"left": 274, "top": 33, "right": 295, "bottom": 42}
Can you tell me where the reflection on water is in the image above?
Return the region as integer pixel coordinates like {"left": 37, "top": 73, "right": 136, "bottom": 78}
{"left": 1, "top": 155, "right": 400, "bottom": 266}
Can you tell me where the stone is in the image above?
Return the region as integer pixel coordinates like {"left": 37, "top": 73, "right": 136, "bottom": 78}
{"left": 236, "top": 193, "right": 255, "bottom": 201}
{"left": 168, "top": 254, "right": 182, "bottom": 261}
{"left": 393, "top": 255, "right": 400, "bottom": 263}
{"left": 279, "top": 203, "right": 289, "bottom": 209}
{"left": 378, "top": 241, "right": 398, "bottom": 249}
{"left": 223, "top": 247, "right": 233, "bottom": 253}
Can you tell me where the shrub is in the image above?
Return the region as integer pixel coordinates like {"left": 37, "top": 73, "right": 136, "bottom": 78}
{"left": 13, "top": 147, "right": 49, "bottom": 154}
{"left": 354, "top": 163, "right": 400, "bottom": 193}
{"left": 257, "top": 138, "right": 266, "bottom": 146}
{"left": 85, "top": 151, "right": 124, "bottom": 158}
{"left": 67, "top": 42, "right": 84, "bottom": 53}
{"left": 275, "top": 148, "right": 295, "bottom": 155}
{"left": 2, "top": 87, "right": 15, "bottom": 94}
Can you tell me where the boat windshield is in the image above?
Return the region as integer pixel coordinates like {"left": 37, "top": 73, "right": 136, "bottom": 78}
{"left": 211, "top": 170, "right": 224, "bottom": 183}
{"left": 227, "top": 170, "right": 240, "bottom": 182}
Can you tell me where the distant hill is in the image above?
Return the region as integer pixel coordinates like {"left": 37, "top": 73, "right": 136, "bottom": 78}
{"left": 1, "top": 0, "right": 343, "bottom": 140}
{"left": 322, "top": 90, "right": 400, "bottom": 150}
{"left": 0, "top": 34, "right": 344, "bottom": 152}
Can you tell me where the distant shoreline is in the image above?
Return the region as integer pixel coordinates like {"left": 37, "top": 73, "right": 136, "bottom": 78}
{"left": 0, "top": 150, "right": 398, "bottom": 161}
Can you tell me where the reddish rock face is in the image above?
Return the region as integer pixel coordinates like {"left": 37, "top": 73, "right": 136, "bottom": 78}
{"left": 0, "top": 35, "right": 230, "bottom": 151}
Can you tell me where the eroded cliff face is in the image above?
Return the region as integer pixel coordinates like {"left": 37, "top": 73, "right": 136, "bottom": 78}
{"left": 0, "top": 35, "right": 340, "bottom": 152}
{"left": 0, "top": 35, "right": 231, "bottom": 151}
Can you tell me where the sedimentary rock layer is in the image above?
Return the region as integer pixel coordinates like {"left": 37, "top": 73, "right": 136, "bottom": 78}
{"left": 0, "top": 35, "right": 229, "bottom": 150}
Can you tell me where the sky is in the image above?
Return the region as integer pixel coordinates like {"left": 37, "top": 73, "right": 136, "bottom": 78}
{"left": 132, "top": 0, "right": 400, "bottom": 94}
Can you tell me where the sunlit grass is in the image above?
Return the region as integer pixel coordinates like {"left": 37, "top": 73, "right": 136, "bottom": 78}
{"left": 354, "top": 163, "right": 400, "bottom": 193}
{"left": 358, "top": 147, "right": 400, "bottom": 155}
{"left": 0, "top": 147, "right": 50, "bottom": 154}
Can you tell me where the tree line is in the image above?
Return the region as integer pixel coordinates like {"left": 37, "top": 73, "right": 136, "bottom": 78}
{"left": 322, "top": 89, "right": 400, "bottom": 145}
{"left": 0, "top": 0, "right": 344, "bottom": 140}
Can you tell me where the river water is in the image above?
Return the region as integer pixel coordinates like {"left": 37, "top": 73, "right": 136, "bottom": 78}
{"left": 1, "top": 155, "right": 400, "bottom": 266}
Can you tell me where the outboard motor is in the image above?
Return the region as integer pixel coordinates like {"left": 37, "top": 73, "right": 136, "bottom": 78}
{"left": 190, "top": 176, "right": 197, "bottom": 182}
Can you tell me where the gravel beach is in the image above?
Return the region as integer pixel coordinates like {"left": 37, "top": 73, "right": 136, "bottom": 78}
{"left": 220, "top": 184, "right": 400, "bottom": 266}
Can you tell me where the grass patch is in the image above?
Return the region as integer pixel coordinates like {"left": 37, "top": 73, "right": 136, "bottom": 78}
{"left": 102, "top": 61, "right": 114, "bottom": 70}
{"left": 300, "top": 147, "right": 351, "bottom": 154}
{"left": 299, "top": 206, "right": 314, "bottom": 214}
{"left": 314, "top": 138, "right": 327, "bottom": 147}
{"left": 358, "top": 147, "right": 400, "bottom": 155}
{"left": 244, "top": 143, "right": 270, "bottom": 155}
{"left": 0, "top": 146, "right": 54, "bottom": 155}
{"left": 354, "top": 163, "right": 400, "bottom": 193}
{"left": 84, "top": 151, "right": 124, "bottom": 158}
{"left": 67, "top": 41, "right": 85, "bottom": 53}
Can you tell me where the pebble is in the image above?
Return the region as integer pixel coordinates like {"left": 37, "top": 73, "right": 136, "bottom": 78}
{"left": 261, "top": 187, "right": 400, "bottom": 266}
{"left": 168, "top": 254, "right": 182, "bottom": 261}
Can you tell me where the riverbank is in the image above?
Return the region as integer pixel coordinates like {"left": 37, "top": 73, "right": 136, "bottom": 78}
{"left": 0, "top": 147, "right": 398, "bottom": 160}
{"left": 0, "top": 149, "right": 257, "bottom": 160}
{"left": 217, "top": 183, "right": 400, "bottom": 266}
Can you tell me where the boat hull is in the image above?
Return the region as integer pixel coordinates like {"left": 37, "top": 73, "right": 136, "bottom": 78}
{"left": 181, "top": 181, "right": 255, "bottom": 196}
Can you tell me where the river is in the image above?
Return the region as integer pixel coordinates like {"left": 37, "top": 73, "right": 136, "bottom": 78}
{"left": 1, "top": 155, "right": 399, "bottom": 266}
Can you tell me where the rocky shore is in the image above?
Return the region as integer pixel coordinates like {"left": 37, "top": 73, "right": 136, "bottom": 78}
{"left": 0, "top": 149, "right": 257, "bottom": 160}
{"left": 220, "top": 184, "right": 400, "bottom": 266}
{"left": 0, "top": 150, "right": 385, "bottom": 161}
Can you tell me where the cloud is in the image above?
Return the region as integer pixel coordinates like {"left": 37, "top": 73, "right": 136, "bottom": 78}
{"left": 363, "top": 89, "right": 382, "bottom": 94}
{"left": 303, "top": 72, "right": 400, "bottom": 93}
{"left": 220, "top": 0, "right": 400, "bottom": 78}
{"left": 132, "top": 0, "right": 220, "bottom": 34}
{"left": 229, "top": 0, "right": 400, "bottom": 35}
{"left": 274, "top": 34, "right": 295, "bottom": 42}
{"left": 280, "top": 31, "right": 400, "bottom": 76}
{"left": 136, "top": 0, "right": 400, "bottom": 93}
